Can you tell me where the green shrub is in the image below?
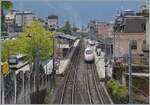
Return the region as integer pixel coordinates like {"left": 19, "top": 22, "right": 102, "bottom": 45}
{"left": 107, "top": 79, "right": 128, "bottom": 99}
{"left": 107, "top": 79, "right": 114, "bottom": 88}
{"left": 116, "top": 85, "right": 128, "bottom": 98}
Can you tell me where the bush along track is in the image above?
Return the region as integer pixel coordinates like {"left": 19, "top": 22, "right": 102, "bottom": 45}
{"left": 106, "top": 79, "right": 128, "bottom": 104}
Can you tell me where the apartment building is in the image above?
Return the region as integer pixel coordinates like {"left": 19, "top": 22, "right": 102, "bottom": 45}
{"left": 46, "top": 15, "right": 58, "bottom": 31}
{"left": 5, "top": 10, "right": 34, "bottom": 32}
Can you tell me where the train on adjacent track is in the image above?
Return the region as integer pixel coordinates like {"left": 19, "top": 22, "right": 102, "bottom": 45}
{"left": 84, "top": 47, "right": 95, "bottom": 62}
{"left": 8, "top": 54, "right": 29, "bottom": 70}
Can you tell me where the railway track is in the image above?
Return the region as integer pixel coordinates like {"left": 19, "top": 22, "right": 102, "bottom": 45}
{"left": 90, "top": 63, "right": 113, "bottom": 104}
{"left": 86, "top": 63, "right": 102, "bottom": 104}
{"left": 54, "top": 38, "right": 113, "bottom": 104}
{"left": 58, "top": 40, "right": 85, "bottom": 104}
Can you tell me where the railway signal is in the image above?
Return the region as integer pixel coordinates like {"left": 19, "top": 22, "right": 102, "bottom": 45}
{"left": 2, "top": 63, "right": 9, "bottom": 76}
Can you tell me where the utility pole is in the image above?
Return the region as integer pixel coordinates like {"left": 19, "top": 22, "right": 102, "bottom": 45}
{"left": 1, "top": 74, "right": 4, "bottom": 104}
{"left": 104, "top": 36, "right": 108, "bottom": 80}
{"left": 52, "top": 36, "right": 55, "bottom": 82}
{"left": 113, "top": 31, "right": 116, "bottom": 60}
{"left": 128, "top": 40, "right": 132, "bottom": 104}
{"left": 22, "top": 72, "right": 25, "bottom": 103}
{"left": 14, "top": 71, "right": 17, "bottom": 104}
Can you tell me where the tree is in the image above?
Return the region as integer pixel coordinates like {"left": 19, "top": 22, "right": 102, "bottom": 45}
{"left": 72, "top": 26, "right": 78, "bottom": 32}
{"left": 59, "top": 21, "right": 71, "bottom": 34}
{"left": 20, "top": 20, "right": 55, "bottom": 60}
{"left": 1, "top": 0, "right": 13, "bottom": 31}
{"left": 1, "top": 20, "right": 55, "bottom": 62}
{"left": 1, "top": 39, "right": 16, "bottom": 62}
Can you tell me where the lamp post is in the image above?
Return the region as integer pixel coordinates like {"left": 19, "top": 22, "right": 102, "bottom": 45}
{"left": 113, "top": 25, "right": 117, "bottom": 60}
{"left": 51, "top": 36, "right": 55, "bottom": 82}
{"left": 128, "top": 40, "right": 132, "bottom": 104}
{"left": 49, "top": 35, "right": 55, "bottom": 82}
{"left": 26, "top": 34, "right": 41, "bottom": 92}
{"left": 7, "top": 46, "right": 17, "bottom": 104}
{"left": 104, "top": 35, "right": 107, "bottom": 80}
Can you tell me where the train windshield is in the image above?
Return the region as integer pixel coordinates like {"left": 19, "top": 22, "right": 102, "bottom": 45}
{"left": 86, "top": 50, "right": 93, "bottom": 54}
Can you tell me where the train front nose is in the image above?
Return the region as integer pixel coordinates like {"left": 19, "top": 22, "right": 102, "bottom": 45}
{"left": 85, "top": 54, "right": 94, "bottom": 62}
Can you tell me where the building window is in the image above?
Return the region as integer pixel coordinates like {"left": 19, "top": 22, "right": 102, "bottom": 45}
{"left": 131, "top": 40, "right": 137, "bottom": 49}
{"left": 141, "top": 24, "right": 146, "bottom": 32}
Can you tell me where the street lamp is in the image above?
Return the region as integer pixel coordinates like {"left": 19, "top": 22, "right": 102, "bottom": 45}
{"left": 128, "top": 40, "right": 133, "bottom": 104}
{"left": 49, "top": 36, "right": 56, "bottom": 82}
{"left": 26, "top": 34, "right": 41, "bottom": 92}
{"left": 113, "top": 25, "right": 117, "bottom": 60}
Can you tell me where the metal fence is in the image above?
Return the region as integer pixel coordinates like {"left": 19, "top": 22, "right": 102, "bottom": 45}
{"left": 2, "top": 69, "right": 52, "bottom": 104}
{"left": 122, "top": 54, "right": 149, "bottom": 65}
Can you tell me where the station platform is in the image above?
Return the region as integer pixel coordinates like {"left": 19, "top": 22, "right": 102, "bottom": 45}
{"left": 92, "top": 46, "right": 113, "bottom": 79}
{"left": 56, "top": 39, "right": 80, "bottom": 75}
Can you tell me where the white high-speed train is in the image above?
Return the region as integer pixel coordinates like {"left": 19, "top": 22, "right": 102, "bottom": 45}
{"left": 84, "top": 47, "right": 95, "bottom": 62}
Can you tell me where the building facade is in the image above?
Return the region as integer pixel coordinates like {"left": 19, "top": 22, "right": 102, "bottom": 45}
{"left": 87, "top": 20, "right": 96, "bottom": 34}
{"left": 55, "top": 33, "right": 77, "bottom": 58}
{"left": 47, "top": 15, "right": 58, "bottom": 31}
{"left": 5, "top": 10, "right": 34, "bottom": 33}
{"left": 96, "top": 22, "right": 113, "bottom": 38}
{"left": 87, "top": 20, "right": 113, "bottom": 38}
{"left": 136, "top": 2, "right": 149, "bottom": 64}
{"left": 113, "top": 9, "right": 146, "bottom": 58}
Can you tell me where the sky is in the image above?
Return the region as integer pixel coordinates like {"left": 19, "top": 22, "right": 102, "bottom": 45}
{"left": 12, "top": 0, "right": 145, "bottom": 27}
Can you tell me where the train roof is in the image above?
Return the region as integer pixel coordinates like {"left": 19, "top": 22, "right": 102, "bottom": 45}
{"left": 9, "top": 54, "right": 26, "bottom": 59}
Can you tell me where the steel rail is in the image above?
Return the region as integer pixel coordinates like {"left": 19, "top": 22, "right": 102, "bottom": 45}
{"left": 86, "top": 64, "right": 93, "bottom": 104}
{"left": 71, "top": 46, "right": 80, "bottom": 104}
{"left": 59, "top": 41, "right": 81, "bottom": 104}
{"left": 90, "top": 63, "right": 104, "bottom": 104}
{"left": 59, "top": 53, "right": 77, "bottom": 104}
{"left": 92, "top": 63, "right": 112, "bottom": 104}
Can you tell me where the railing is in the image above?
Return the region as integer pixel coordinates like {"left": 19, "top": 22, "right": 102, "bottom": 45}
{"left": 2, "top": 69, "right": 52, "bottom": 104}
{"left": 121, "top": 54, "right": 149, "bottom": 65}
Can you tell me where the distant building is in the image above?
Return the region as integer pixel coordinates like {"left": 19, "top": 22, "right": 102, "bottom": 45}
{"left": 5, "top": 10, "right": 19, "bottom": 33}
{"left": 55, "top": 32, "right": 77, "bottom": 58}
{"left": 95, "top": 21, "right": 113, "bottom": 38}
{"left": 87, "top": 20, "right": 96, "bottom": 33}
{"left": 87, "top": 20, "right": 113, "bottom": 38}
{"left": 122, "top": 9, "right": 136, "bottom": 16}
{"left": 113, "top": 9, "right": 146, "bottom": 58}
{"left": 46, "top": 15, "right": 58, "bottom": 31}
{"left": 15, "top": 11, "right": 34, "bottom": 32}
{"left": 5, "top": 10, "right": 34, "bottom": 33}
